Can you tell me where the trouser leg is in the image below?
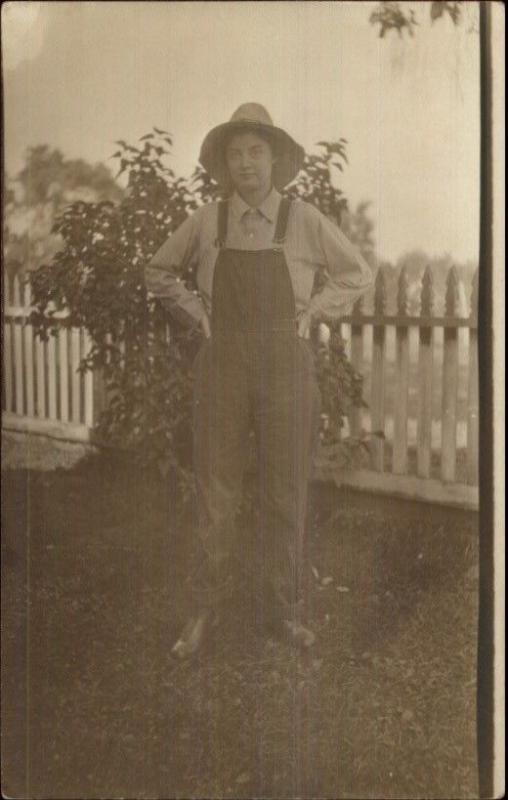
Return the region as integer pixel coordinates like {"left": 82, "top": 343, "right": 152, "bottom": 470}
{"left": 192, "top": 336, "right": 250, "bottom": 608}
{"left": 254, "top": 336, "right": 321, "bottom": 620}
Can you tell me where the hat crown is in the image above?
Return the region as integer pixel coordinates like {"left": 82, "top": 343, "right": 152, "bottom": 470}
{"left": 229, "top": 103, "right": 274, "bottom": 127}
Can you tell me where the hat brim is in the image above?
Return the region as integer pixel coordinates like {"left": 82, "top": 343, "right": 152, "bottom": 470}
{"left": 199, "top": 120, "right": 305, "bottom": 191}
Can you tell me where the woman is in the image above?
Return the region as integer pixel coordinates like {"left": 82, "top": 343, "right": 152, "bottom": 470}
{"left": 144, "top": 103, "right": 372, "bottom": 658}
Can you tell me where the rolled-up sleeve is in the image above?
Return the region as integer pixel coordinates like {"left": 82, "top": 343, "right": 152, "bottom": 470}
{"left": 144, "top": 211, "right": 206, "bottom": 328}
{"left": 307, "top": 211, "right": 373, "bottom": 322}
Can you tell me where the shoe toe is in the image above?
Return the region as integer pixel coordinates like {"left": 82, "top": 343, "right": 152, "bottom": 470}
{"left": 282, "top": 621, "right": 316, "bottom": 649}
{"left": 171, "top": 612, "right": 215, "bottom": 660}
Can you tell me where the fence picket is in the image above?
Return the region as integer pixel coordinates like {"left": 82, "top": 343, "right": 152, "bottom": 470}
{"left": 58, "top": 327, "right": 69, "bottom": 422}
{"left": 23, "top": 281, "right": 35, "bottom": 417}
{"left": 12, "top": 273, "right": 21, "bottom": 306}
{"left": 71, "top": 329, "right": 82, "bottom": 424}
{"left": 393, "top": 267, "right": 410, "bottom": 474}
{"left": 35, "top": 336, "right": 46, "bottom": 418}
{"left": 4, "top": 271, "right": 12, "bottom": 307}
{"left": 2, "top": 273, "right": 12, "bottom": 411}
{"left": 47, "top": 334, "right": 58, "bottom": 420}
{"left": 349, "top": 297, "right": 364, "bottom": 438}
{"left": 23, "top": 278, "right": 32, "bottom": 306}
{"left": 14, "top": 330, "right": 24, "bottom": 417}
{"left": 467, "top": 270, "right": 479, "bottom": 485}
{"left": 371, "top": 269, "right": 386, "bottom": 471}
{"left": 3, "top": 318, "right": 14, "bottom": 412}
{"left": 417, "top": 267, "right": 434, "bottom": 477}
{"left": 13, "top": 324, "right": 24, "bottom": 414}
{"left": 83, "top": 331, "right": 94, "bottom": 428}
{"left": 441, "top": 267, "right": 460, "bottom": 482}
{"left": 11, "top": 275, "right": 24, "bottom": 414}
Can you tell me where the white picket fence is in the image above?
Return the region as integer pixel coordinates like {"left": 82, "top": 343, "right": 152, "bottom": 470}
{"left": 2, "top": 274, "right": 94, "bottom": 442}
{"left": 2, "top": 269, "right": 479, "bottom": 509}
{"left": 331, "top": 265, "right": 479, "bottom": 509}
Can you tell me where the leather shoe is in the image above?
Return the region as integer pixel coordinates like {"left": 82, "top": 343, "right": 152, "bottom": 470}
{"left": 281, "top": 620, "right": 316, "bottom": 649}
{"left": 171, "top": 609, "right": 218, "bottom": 660}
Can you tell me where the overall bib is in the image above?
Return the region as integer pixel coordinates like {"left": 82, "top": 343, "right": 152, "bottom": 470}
{"left": 192, "top": 198, "right": 321, "bottom": 619}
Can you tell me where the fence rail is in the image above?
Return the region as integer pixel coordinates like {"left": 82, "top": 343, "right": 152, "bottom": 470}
{"left": 2, "top": 268, "right": 479, "bottom": 510}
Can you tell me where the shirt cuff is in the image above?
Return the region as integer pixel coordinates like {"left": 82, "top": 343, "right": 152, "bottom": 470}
{"left": 160, "top": 298, "right": 206, "bottom": 330}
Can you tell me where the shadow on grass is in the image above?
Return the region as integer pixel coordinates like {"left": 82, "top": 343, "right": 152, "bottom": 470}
{"left": 2, "top": 452, "right": 479, "bottom": 799}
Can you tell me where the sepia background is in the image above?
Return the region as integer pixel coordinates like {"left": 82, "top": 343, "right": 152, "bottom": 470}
{"left": 2, "top": 2, "right": 484, "bottom": 799}
{"left": 4, "top": 1, "right": 480, "bottom": 263}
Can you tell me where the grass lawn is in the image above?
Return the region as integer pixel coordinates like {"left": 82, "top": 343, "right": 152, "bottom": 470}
{"left": 2, "top": 448, "right": 479, "bottom": 799}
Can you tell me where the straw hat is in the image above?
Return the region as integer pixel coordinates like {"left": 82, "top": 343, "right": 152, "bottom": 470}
{"left": 199, "top": 103, "right": 305, "bottom": 191}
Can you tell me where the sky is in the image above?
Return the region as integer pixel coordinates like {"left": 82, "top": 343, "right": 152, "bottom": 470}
{"left": 2, "top": 1, "right": 480, "bottom": 264}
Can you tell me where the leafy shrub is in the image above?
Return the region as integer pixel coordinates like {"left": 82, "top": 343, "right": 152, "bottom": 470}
{"left": 29, "top": 130, "right": 365, "bottom": 506}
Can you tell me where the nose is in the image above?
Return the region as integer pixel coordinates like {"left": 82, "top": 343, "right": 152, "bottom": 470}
{"left": 239, "top": 152, "right": 253, "bottom": 170}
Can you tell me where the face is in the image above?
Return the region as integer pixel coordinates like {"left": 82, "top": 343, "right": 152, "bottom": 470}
{"left": 225, "top": 132, "right": 276, "bottom": 195}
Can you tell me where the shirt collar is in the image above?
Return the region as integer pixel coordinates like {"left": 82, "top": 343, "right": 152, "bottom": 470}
{"left": 230, "top": 187, "right": 282, "bottom": 223}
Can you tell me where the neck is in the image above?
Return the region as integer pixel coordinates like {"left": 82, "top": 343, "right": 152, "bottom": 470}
{"left": 236, "top": 184, "right": 272, "bottom": 209}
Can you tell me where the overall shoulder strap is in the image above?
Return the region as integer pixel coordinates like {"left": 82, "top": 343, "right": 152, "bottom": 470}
{"left": 215, "top": 200, "right": 229, "bottom": 248}
{"left": 273, "top": 197, "right": 292, "bottom": 246}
